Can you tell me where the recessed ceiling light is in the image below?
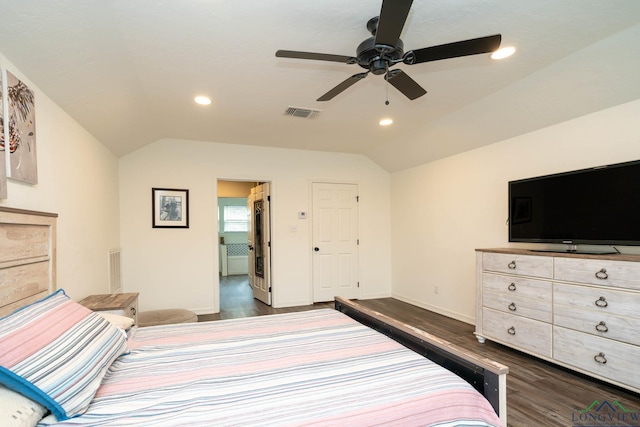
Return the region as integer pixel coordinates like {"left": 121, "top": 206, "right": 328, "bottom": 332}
{"left": 491, "top": 46, "right": 516, "bottom": 60}
{"left": 379, "top": 118, "right": 393, "bottom": 126}
{"left": 194, "top": 95, "right": 212, "bottom": 105}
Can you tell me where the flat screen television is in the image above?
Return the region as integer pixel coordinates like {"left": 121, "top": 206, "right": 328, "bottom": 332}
{"left": 508, "top": 160, "right": 640, "bottom": 251}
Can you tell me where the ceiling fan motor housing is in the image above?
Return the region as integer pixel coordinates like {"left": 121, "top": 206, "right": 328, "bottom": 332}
{"left": 356, "top": 36, "right": 404, "bottom": 75}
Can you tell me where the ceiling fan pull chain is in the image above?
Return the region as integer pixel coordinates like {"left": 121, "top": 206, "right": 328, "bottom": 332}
{"left": 385, "top": 66, "right": 390, "bottom": 105}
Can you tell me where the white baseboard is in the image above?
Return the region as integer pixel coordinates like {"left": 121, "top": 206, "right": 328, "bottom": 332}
{"left": 357, "top": 292, "right": 393, "bottom": 300}
{"left": 273, "top": 300, "right": 314, "bottom": 309}
{"left": 391, "top": 293, "right": 475, "bottom": 325}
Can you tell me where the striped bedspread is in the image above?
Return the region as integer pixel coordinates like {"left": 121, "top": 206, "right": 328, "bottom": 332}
{"left": 39, "top": 309, "right": 502, "bottom": 426}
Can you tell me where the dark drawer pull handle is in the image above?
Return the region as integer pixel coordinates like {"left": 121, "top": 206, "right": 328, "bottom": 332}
{"left": 595, "top": 321, "right": 608, "bottom": 333}
{"left": 130, "top": 307, "right": 137, "bottom": 315}
{"left": 508, "top": 283, "right": 517, "bottom": 291}
{"left": 594, "top": 352, "right": 607, "bottom": 364}
{"left": 508, "top": 261, "right": 517, "bottom": 270}
{"left": 508, "top": 302, "right": 517, "bottom": 311}
{"left": 507, "top": 326, "right": 516, "bottom": 335}
{"left": 595, "top": 268, "right": 608, "bottom": 280}
{"left": 594, "top": 296, "right": 608, "bottom": 308}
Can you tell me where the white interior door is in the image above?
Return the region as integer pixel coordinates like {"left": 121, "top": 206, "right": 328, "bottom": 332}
{"left": 312, "top": 182, "right": 359, "bottom": 302}
{"left": 248, "top": 183, "right": 271, "bottom": 305}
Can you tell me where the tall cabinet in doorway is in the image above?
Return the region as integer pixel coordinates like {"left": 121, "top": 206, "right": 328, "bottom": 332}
{"left": 248, "top": 183, "right": 272, "bottom": 305}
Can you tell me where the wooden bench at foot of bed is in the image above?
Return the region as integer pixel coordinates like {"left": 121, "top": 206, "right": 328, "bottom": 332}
{"left": 335, "top": 296, "right": 508, "bottom": 426}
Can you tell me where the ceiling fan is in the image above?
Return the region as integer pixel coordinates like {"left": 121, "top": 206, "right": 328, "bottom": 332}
{"left": 276, "top": 0, "right": 501, "bottom": 102}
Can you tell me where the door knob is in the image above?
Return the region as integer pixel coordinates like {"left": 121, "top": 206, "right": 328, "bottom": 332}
{"left": 314, "top": 247, "right": 319, "bottom": 251}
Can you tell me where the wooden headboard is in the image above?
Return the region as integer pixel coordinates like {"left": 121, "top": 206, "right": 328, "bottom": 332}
{"left": 0, "top": 207, "right": 57, "bottom": 317}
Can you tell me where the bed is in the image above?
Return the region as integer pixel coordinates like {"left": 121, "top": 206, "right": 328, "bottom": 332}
{"left": 0, "top": 207, "right": 508, "bottom": 426}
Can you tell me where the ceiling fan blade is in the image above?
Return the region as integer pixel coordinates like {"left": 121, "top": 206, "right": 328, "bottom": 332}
{"left": 317, "top": 72, "right": 368, "bottom": 101}
{"left": 385, "top": 69, "right": 427, "bottom": 100}
{"left": 405, "top": 34, "right": 502, "bottom": 64}
{"left": 276, "top": 50, "right": 357, "bottom": 64}
{"left": 374, "top": 0, "right": 413, "bottom": 49}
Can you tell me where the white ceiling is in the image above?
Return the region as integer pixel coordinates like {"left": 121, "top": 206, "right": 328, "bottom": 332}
{"left": 1, "top": 0, "right": 639, "bottom": 172}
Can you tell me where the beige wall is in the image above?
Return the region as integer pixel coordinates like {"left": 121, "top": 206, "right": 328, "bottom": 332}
{"left": 119, "top": 140, "right": 392, "bottom": 313}
{"left": 391, "top": 99, "right": 640, "bottom": 324}
{"left": 0, "top": 54, "right": 120, "bottom": 301}
{"left": 217, "top": 180, "right": 257, "bottom": 198}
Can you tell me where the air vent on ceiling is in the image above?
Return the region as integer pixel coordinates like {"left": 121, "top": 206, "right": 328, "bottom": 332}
{"left": 284, "top": 106, "right": 321, "bottom": 119}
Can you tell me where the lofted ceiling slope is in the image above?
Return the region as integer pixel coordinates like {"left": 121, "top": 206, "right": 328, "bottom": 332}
{"left": 0, "top": 0, "right": 639, "bottom": 172}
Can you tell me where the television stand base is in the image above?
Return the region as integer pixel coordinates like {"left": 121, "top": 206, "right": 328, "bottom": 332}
{"left": 530, "top": 248, "right": 618, "bottom": 255}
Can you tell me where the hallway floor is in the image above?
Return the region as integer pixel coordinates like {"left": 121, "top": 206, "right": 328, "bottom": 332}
{"left": 198, "top": 275, "right": 331, "bottom": 321}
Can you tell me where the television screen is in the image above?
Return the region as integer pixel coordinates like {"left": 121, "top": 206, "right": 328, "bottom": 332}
{"left": 509, "top": 160, "right": 640, "bottom": 247}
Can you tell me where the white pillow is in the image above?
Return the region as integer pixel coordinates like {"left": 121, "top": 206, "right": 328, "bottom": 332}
{"left": 0, "top": 385, "right": 47, "bottom": 427}
{"left": 96, "top": 312, "right": 135, "bottom": 330}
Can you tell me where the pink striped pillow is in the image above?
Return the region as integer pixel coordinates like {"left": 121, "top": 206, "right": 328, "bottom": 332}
{"left": 0, "top": 290, "right": 128, "bottom": 420}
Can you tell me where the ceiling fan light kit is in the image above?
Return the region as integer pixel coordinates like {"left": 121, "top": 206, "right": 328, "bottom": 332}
{"left": 276, "top": 0, "right": 503, "bottom": 102}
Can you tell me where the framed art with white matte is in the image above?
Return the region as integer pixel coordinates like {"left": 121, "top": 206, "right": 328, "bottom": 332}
{"left": 152, "top": 188, "right": 189, "bottom": 228}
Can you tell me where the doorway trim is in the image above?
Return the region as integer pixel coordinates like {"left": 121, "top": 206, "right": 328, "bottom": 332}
{"left": 216, "top": 178, "right": 275, "bottom": 313}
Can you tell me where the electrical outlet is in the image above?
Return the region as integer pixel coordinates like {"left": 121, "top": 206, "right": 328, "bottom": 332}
{"left": 434, "top": 285, "right": 439, "bottom": 295}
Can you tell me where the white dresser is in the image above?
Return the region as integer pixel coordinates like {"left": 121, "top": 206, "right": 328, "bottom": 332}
{"left": 475, "top": 248, "right": 640, "bottom": 393}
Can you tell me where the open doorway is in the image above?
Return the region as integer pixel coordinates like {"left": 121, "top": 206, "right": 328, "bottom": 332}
{"left": 217, "top": 180, "right": 272, "bottom": 318}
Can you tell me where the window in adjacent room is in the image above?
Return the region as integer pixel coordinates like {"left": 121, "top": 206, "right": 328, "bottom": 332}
{"left": 223, "top": 205, "right": 250, "bottom": 232}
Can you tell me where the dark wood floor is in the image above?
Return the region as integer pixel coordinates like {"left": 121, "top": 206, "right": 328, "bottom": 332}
{"left": 199, "top": 275, "right": 333, "bottom": 321}
{"left": 202, "top": 275, "right": 640, "bottom": 427}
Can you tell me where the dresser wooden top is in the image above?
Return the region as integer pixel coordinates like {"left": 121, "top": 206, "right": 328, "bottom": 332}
{"left": 476, "top": 248, "right": 640, "bottom": 262}
{"left": 78, "top": 292, "right": 139, "bottom": 310}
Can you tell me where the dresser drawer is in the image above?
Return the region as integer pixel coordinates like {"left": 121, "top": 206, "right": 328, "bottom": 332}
{"left": 554, "top": 257, "right": 640, "bottom": 291}
{"left": 553, "top": 283, "right": 640, "bottom": 320}
{"left": 554, "top": 305, "right": 640, "bottom": 346}
{"left": 127, "top": 300, "right": 138, "bottom": 325}
{"left": 483, "top": 290, "right": 552, "bottom": 322}
{"left": 554, "top": 327, "right": 640, "bottom": 390}
{"left": 482, "top": 252, "right": 553, "bottom": 278}
{"left": 482, "top": 308, "right": 552, "bottom": 357}
{"left": 482, "top": 273, "right": 552, "bottom": 299}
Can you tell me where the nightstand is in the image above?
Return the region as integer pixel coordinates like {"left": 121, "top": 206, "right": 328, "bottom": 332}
{"left": 78, "top": 292, "right": 139, "bottom": 326}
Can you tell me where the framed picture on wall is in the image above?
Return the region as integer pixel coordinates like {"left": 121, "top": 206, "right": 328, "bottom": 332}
{"left": 152, "top": 188, "right": 189, "bottom": 228}
{"left": 2, "top": 69, "right": 37, "bottom": 185}
{"left": 0, "top": 70, "right": 6, "bottom": 199}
